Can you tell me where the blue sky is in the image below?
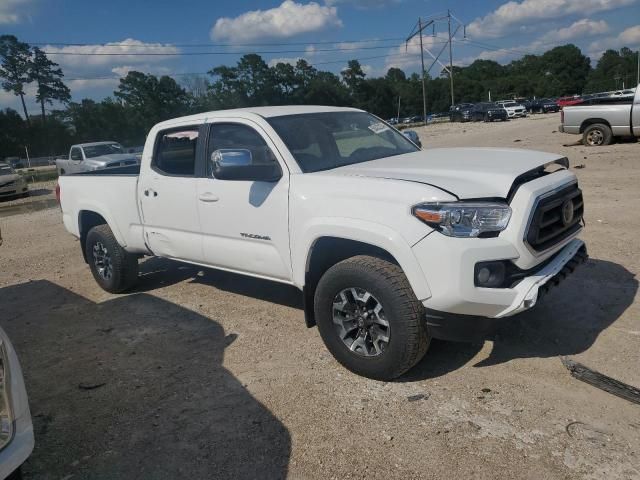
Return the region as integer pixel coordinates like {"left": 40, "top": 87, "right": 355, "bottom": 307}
{"left": 1, "top": 0, "right": 639, "bottom": 114}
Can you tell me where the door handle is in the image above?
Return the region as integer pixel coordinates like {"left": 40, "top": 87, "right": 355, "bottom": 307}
{"left": 144, "top": 189, "right": 158, "bottom": 197}
{"left": 198, "top": 192, "right": 219, "bottom": 202}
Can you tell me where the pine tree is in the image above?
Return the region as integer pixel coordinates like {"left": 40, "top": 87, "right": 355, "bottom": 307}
{"left": 0, "top": 35, "right": 33, "bottom": 124}
{"left": 29, "top": 47, "right": 71, "bottom": 123}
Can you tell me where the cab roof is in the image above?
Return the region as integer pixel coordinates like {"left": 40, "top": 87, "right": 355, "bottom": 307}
{"left": 153, "top": 105, "right": 363, "bottom": 130}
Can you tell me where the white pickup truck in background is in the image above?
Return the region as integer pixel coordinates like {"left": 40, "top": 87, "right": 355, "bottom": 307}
{"left": 58, "top": 106, "right": 587, "bottom": 380}
{"left": 56, "top": 141, "right": 140, "bottom": 175}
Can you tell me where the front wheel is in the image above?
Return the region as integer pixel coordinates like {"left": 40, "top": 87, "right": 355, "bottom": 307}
{"left": 85, "top": 224, "right": 139, "bottom": 293}
{"left": 314, "top": 255, "right": 430, "bottom": 380}
{"left": 583, "top": 123, "right": 612, "bottom": 146}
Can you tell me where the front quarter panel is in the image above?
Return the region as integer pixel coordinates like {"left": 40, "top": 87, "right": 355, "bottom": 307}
{"left": 290, "top": 174, "right": 456, "bottom": 300}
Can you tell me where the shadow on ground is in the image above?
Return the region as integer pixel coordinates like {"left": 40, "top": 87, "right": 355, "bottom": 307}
{"left": 136, "top": 256, "right": 303, "bottom": 310}
{"left": 133, "top": 257, "right": 636, "bottom": 383}
{"left": 401, "top": 258, "right": 637, "bottom": 381}
{"left": 0, "top": 280, "right": 291, "bottom": 480}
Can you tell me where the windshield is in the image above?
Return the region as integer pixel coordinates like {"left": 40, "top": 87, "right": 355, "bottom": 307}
{"left": 0, "top": 164, "right": 15, "bottom": 175}
{"left": 503, "top": 102, "right": 517, "bottom": 107}
{"left": 267, "top": 112, "right": 419, "bottom": 173}
{"left": 83, "top": 143, "right": 123, "bottom": 158}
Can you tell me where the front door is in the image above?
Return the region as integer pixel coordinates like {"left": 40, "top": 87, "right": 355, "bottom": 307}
{"left": 196, "top": 120, "right": 292, "bottom": 282}
{"left": 139, "top": 124, "right": 204, "bottom": 262}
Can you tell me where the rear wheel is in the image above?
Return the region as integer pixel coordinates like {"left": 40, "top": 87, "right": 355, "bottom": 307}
{"left": 583, "top": 123, "right": 612, "bottom": 146}
{"left": 85, "top": 224, "right": 138, "bottom": 293}
{"left": 314, "top": 255, "right": 429, "bottom": 380}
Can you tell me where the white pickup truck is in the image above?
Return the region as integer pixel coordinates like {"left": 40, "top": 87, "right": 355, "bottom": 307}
{"left": 56, "top": 141, "right": 140, "bottom": 175}
{"left": 58, "top": 106, "right": 587, "bottom": 380}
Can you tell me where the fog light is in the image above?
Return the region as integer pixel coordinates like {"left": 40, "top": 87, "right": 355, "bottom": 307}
{"left": 474, "top": 261, "right": 507, "bottom": 288}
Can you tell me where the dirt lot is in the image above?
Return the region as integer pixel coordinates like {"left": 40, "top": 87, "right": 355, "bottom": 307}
{"left": 0, "top": 114, "right": 638, "bottom": 479}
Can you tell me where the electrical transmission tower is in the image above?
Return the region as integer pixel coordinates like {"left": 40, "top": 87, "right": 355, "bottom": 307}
{"left": 405, "top": 10, "right": 465, "bottom": 124}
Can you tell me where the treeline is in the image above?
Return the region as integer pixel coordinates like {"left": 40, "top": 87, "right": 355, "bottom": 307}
{"left": 1, "top": 34, "right": 638, "bottom": 158}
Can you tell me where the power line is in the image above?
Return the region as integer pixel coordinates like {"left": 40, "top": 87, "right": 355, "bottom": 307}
{"left": 30, "top": 37, "right": 406, "bottom": 48}
{"left": 41, "top": 44, "right": 419, "bottom": 57}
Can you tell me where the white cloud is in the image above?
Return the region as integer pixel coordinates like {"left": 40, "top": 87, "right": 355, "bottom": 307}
{"left": 211, "top": 1, "right": 342, "bottom": 43}
{"left": 42, "top": 39, "right": 180, "bottom": 71}
{"left": 0, "top": 0, "right": 33, "bottom": 24}
{"left": 324, "top": 0, "right": 400, "bottom": 8}
{"left": 0, "top": 39, "right": 181, "bottom": 110}
{"left": 545, "top": 19, "right": 610, "bottom": 42}
{"left": 589, "top": 24, "right": 640, "bottom": 56}
{"left": 467, "top": 0, "right": 635, "bottom": 39}
{"left": 384, "top": 34, "right": 451, "bottom": 72}
{"left": 459, "top": 19, "right": 614, "bottom": 66}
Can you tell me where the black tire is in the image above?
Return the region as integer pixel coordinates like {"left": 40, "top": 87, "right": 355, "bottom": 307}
{"left": 314, "top": 255, "right": 429, "bottom": 380}
{"left": 85, "top": 224, "right": 138, "bottom": 293}
{"left": 583, "top": 123, "right": 612, "bottom": 146}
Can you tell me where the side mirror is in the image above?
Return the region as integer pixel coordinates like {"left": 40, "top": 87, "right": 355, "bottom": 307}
{"left": 211, "top": 149, "right": 282, "bottom": 182}
{"left": 402, "top": 130, "right": 422, "bottom": 148}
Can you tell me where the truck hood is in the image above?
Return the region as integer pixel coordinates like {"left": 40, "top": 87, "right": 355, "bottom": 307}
{"left": 321, "top": 148, "right": 567, "bottom": 199}
{"left": 88, "top": 154, "right": 138, "bottom": 166}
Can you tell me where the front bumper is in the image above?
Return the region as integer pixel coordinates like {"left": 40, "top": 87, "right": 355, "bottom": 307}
{"left": 425, "top": 240, "right": 588, "bottom": 341}
{"left": 0, "top": 183, "right": 27, "bottom": 197}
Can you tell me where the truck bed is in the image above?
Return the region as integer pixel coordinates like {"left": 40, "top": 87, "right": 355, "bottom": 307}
{"left": 59, "top": 167, "right": 147, "bottom": 253}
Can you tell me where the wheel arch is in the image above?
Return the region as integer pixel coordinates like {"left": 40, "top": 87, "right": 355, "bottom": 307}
{"left": 580, "top": 118, "right": 611, "bottom": 133}
{"left": 299, "top": 232, "right": 432, "bottom": 328}
{"left": 78, "top": 210, "right": 121, "bottom": 263}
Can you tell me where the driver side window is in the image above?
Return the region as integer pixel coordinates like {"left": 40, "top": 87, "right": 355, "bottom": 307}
{"left": 208, "top": 123, "right": 277, "bottom": 176}
{"left": 70, "top": 148, "right": 82, "bottom": 161}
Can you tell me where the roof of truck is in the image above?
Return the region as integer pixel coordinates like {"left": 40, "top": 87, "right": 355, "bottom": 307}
{"left": 153, "top": 105, "right": 363, "bottom": 130}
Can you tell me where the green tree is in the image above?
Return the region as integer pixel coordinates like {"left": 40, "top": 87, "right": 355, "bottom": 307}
{"left": 114, "top": 71, "right": 190, "bottom": 140}
{"left": 29, "top": 47, "right": 71, "bottom": 122}
{"left": 0, "top": 35, "right": 33, "bottom": 124}
{"left": 0, "top": 108, "right": 27, "bottom": 156}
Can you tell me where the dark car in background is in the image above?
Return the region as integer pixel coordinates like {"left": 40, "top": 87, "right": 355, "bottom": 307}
{"left": 472, "top": 103, "right": 508, "bottom": 122}
{"left": 449, "top": 103, "right": 474, "bottom": 122}
{"left": 5, "top": 157, "right": 24, "bottom": 169}
{"left": 527, "top": 98, "right": 560, "bottom": 113}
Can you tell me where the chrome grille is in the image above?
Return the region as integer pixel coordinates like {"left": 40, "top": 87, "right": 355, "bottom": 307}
{"left": 526, "top": 183, "right": 584, "bottom": 252}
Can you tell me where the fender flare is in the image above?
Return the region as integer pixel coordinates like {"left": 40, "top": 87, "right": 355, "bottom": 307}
{"left": 293, "top": 217, "right": 432, "bottom": 301}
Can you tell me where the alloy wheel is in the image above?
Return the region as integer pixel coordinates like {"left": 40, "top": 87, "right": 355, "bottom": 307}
{"left": 332, "top": 288, "right": 390, "bottom": 357}
{"left": 92, "top": 241, "right": 113, "bottom": 281}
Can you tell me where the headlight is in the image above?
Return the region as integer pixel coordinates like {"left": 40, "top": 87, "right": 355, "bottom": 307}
{"left": 412, "top": 202, "right": 512, "bottom": 237}
{"left": 0, "top": 343, "right": 14, "bottom": 450}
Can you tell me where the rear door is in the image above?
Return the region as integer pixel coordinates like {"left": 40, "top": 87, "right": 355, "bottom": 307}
{"left": 196, "top": 119, "right": 292, "bottom": 282}
{"left": 138, "top": 123, "right": 206, "bottom": 262}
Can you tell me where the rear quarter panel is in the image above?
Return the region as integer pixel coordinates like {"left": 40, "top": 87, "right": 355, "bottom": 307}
{"left": 563, "top": 104, "right": 633, "bottom": 136}
{"left": 59, "top": 175, "right": 147, "bottom": 253}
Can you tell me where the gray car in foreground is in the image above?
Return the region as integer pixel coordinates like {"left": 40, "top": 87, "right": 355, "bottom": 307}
{"left": 56, "top": 142, "right": 140, "bottom": 175}
{"left": 560, "top": 87, "right": 639, "bottom": 146}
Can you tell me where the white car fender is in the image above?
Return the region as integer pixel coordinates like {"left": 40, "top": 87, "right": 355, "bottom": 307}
{"left": 293, "top": 217, "right": 433, "bottom": 301}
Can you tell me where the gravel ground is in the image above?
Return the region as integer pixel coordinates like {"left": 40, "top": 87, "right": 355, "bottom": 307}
{"left": 0, "top": 114, "right": 639, "bottom": 479}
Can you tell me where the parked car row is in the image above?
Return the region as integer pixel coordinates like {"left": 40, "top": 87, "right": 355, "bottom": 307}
{"left": 449, "top": 102, "right": 513, "bottom": 123}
